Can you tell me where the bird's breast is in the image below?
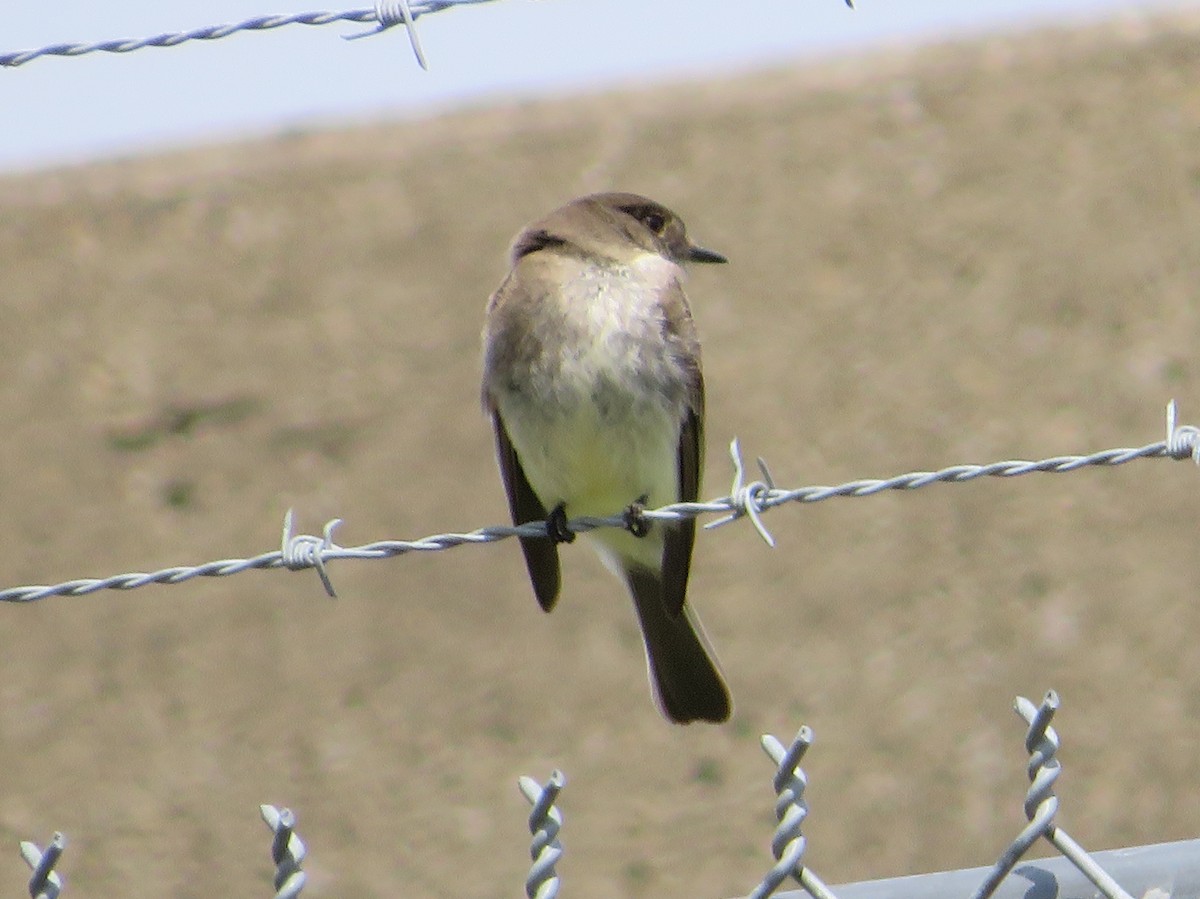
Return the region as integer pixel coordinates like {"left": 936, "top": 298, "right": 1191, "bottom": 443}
{"left": 520, "top": 258, "right": 688, "bottom": 411}
{"left": 491, "top": 258, "right": 688, "bottom": 520}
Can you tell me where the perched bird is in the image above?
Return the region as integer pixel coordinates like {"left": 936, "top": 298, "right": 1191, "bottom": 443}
{"left": 481, "top": 192, "right": 731, "bottom": 724}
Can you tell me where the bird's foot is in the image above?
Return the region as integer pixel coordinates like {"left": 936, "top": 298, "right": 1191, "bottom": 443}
{"left": 547, "top": 503, "right": 576, "bottom": 544}
{"left": 623, "top": 495, "right": 651, "bottom": 538}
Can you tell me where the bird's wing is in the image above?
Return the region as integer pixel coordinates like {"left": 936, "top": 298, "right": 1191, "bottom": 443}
{"left": 661, "top": 280, "right": 705, "bottom": 619}
{"left": 491, "top": 410, "right": 562, "bottom": 612}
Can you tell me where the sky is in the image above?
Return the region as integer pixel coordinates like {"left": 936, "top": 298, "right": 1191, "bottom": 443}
{"left": 1, "top": 0, "right": 1193, "bottom": 173}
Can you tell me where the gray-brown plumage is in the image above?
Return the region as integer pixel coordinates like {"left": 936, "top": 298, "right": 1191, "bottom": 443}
{"left": 481, "top": 192, "right": 731, "bottom": 724}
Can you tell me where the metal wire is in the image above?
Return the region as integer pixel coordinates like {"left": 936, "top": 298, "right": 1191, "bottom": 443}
{"left": 260, "top": 805, "right": 307, "bottom": 899}
{"left": 750, "top": 726, "right": 841, "bottom": 899}
{"left": 19, "top": 834, "right": 65, "bottom": 899}
{"left": 0, "top": 401, "right": 1195, "bottom": 604}
{"left": 11, "top": 692, "right": 1195, "bottom": 899}
{"left": 518, "top": 771, "right": 565, "bottom": 899}
{"left": 970, "top": 692, "right": 1135, "bottom": 899}
{"left": 0, "top": 0, "right": 502, "bottom": 69}
{"left": 0, "top": 0, "right": 862, "bottom": 69}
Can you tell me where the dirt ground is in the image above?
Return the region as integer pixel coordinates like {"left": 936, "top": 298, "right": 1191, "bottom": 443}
{"left": 3, "top": 10, "right": 1200, "bottom": 898}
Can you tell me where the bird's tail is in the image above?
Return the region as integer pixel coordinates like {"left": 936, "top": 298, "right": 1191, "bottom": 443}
{"left": 625, "top": 565, "right": 732, "bottom": 724}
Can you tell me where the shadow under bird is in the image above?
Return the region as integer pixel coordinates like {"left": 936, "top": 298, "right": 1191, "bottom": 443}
{"left": 481, "top": 191, "right": 731, "bottom": 724}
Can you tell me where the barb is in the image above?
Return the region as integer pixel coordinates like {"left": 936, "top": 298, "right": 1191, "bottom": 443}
{"left": 19, "top": 832, "right": 65, "bottom": 899}
{"left": 260, "top": 806, "right": 307, "bottom": 899}
{"left": 706, "top": 438, "right": 777, "bottom": 546}
{"left": 1165, "top": 399, "right": 1200, "bottom": 463}
{"left": 1, "top": 401, "right": 1196, "bottom": 604}
{"left": 518, "top": 771, "right": 565, "bottom": 899}
{"left": 344, "top": 0, "right": 426, "bottom": 69}
{"left": 281, "top": 508, "right": 341, "bottom": 598}
{"left": 0, "top": 0, "right": 501, "bottom": 69}
{"left": 750, "top": 727, "right": 839, "bottom": 899}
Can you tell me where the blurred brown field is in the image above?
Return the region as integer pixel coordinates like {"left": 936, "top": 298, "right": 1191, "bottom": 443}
{"left": 2, "top": 10, "right": 1200, "bottom": 898}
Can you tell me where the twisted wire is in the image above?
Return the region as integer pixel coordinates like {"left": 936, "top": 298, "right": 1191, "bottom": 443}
{"left": 751, "top": 728, "right": 812, "bottom": 899}
{"left": 343, "top": 0, "right": 427, "bottom": 69}
{"left": 19, "top": 833, "right": 65, "bottom": 899}
{"left": 971, "top": 692, "right": 1062, "bottom": 899}
{"left": 1165, "top": 398, "right": 1200, "bottom": 463}
{"left": 972, "top": 692, "right": 1135, "bottom": 899}
{"left": 260, "top": 806, "right": 307, "bottom": 899}
{"left": 518, "top": 771, "right": 565, "bottom": 899}
{"left": 0, "top": 0, "right": 500, "bottom": 68}
{"left": 750, "top": 727, "right": 840, "bottom": 899}
{"left": 0, "top": 402, "right": 1195, "bottom": 603}
{"left": 5, "top": 694, "right": 1181, "bottom": 897}
{"left": 1020, "top": 692, "right": 1062, "bottom": 826}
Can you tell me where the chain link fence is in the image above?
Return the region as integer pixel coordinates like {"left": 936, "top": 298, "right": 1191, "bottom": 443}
{"left": 16, "top": 690, "right": 1194, "bottom": 899}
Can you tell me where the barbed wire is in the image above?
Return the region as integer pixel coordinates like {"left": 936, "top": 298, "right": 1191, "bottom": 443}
{"left": 0, "top": 401, "right": 1195, "bottom": 605}
{"left": 17, "top": 690, "right": 1183, "bottom": 897}
{"left": 0, "top": 0, "right": 862, "bottom": 71}
{"left": 0, "top": 0, "right": 504, "bottom": 71}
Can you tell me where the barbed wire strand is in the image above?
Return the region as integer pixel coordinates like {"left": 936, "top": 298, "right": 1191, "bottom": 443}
{"left": 19, "top": 833, "right": 65, "bottom": 899}
{"left": 0, "top": 0, "right": 863, "bottom": 69}
{"left": 518, "top": 771, "right": 565, "bottom": 899}
{"left": 1, "top": 401, "right": 1194, "bottom": 605}
{"left": 0, "top": 0, "right": 502, "bottom": 69}
{"left": 260, "top": 805, "right": 308, "bottom": 899}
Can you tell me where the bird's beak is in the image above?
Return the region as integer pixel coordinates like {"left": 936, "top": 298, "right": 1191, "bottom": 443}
{"left": 687, "top": 244, "right": 728, "bottom": 264}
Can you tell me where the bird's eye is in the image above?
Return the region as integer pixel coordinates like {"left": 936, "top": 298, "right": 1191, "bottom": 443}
{"left": 641, "top": 211, "right": 666, "bottom": 233}
{"left": 620, "top": 204, "right": 669, "bottom": 234}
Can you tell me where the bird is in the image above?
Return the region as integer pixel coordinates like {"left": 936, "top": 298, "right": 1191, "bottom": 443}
{"left": 481, "top": 191, "right": 731, "bottom": 724}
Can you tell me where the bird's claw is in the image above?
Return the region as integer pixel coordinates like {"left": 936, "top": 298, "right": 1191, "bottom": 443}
{"left": 623, "top": 495, "right": 651, "bottom": 538}
{"left": 547, "top": 503, "right": 576, "bottom": 544}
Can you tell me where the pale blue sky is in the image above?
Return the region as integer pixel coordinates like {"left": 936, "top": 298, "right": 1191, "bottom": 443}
{"left": 1, "top": 0, "right": 1191, "bottom": 173}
